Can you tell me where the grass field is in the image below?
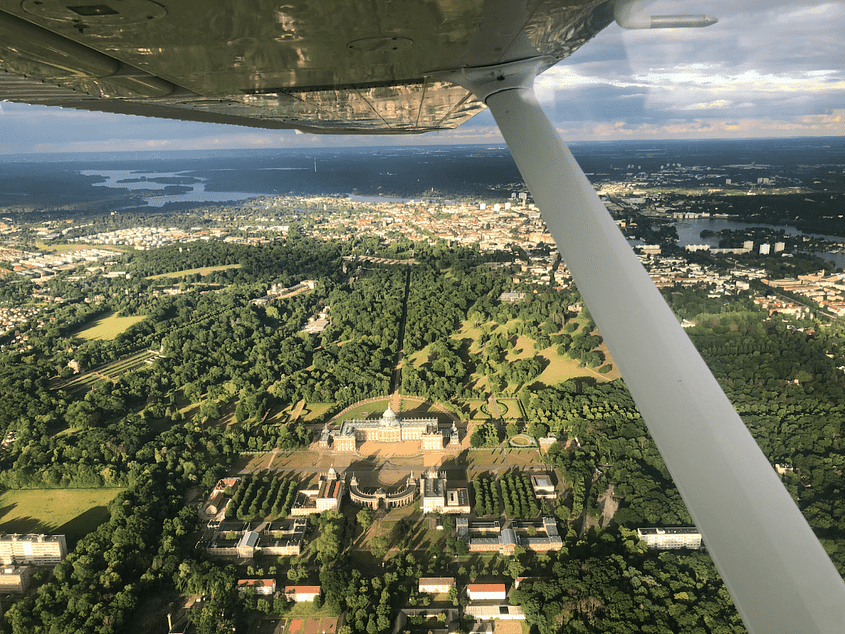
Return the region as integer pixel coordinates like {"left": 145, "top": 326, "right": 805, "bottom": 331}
{"left": 300, "top": 403, "right": 334, "bottom": 422}
{"left": 0, "top": 488, "right": 122, "bottom": 545}
{"left": 74, "top": 311, "right": 147, "bottom": 341}
{"left": 146, "top": 263, "right": 241, "bottom": 280}
{"left": 462, "top": 399, "right": 490, "bottom": 420}
{"left": 333, "top": 399, "right": 391, "bottom": 422}
{"left": 533, "top": 347, "right": 597, "bottom": 385}
{"left": 497, "top": 398, "right": 523, "bottom": 420}
{"left": 415, "top": 316, "right": 614, "bottom": 390}
{"left": 35, "top": 240, "right": 127, "bottom": 254}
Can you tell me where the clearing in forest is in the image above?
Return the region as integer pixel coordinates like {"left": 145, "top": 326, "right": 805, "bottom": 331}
{"left": 455, "top": 317, "right": 617, "bottom": 389}
{"left": 0, "top": 488, "right": 122, "bottom": 545}
{"left": 146, "top": 263, "right": 242, "bottom": 280}
{"left": 74, "top": 311, "right": 146, "bottom": 341}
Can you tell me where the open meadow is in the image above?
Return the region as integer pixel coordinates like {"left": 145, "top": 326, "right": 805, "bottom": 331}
{"left": 146, "top": 263, "right": 242, "bottom": 280}
{"left": 0, "top": 488, "right": 123, "bottom": 546}
{"left": 73, "top": 311, "right": 147, "bottom": 341}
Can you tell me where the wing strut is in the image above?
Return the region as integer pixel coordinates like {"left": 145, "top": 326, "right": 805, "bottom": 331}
{"left": 440, "top": 58, "right": 845, "bottom": 634}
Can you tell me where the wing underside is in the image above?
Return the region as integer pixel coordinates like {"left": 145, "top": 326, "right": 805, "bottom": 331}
{"left": 0, "top": 0, "right": 613, "bottom": 132}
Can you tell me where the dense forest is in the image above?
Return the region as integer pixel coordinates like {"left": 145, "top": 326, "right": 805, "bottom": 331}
{"left": 0, "top": 237, "right": 841, "bottom": 634}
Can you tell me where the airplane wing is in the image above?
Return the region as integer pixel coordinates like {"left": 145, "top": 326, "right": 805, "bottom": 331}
{"left": 0, "top": 0, "right": 612, "bottom": 132}
{"left": 2, "top": 1, "right": 844, "bottom": 633}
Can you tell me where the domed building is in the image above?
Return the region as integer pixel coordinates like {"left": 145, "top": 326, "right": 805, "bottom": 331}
{"left": 324, "top": 405, "right": 445, "bottom": 453}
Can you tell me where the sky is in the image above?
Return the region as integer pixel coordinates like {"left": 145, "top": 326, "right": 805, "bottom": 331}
{"left": 0, "top": 0, "right": 843, "bottom": 154}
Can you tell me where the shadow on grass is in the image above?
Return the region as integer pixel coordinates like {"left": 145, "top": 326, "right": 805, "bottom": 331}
{"left": 55, "top": 505, "right": 111, "bottom": 548}
{"left": 399, "top": 401, "right": 441, "bottom": 419}
{"left": 0, "top": 514, "right": 43, "bottom": 535}
{"left": 0, "top": 503, "right": 18, "bottom": 524}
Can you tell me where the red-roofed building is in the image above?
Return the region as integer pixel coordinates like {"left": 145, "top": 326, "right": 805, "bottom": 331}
{"left": 514, "top": 576, "right": 542, "bottom": 589}
{"left": 284, "top": 585, "right": 321, "bottom": 602}
{"left": 237, "top": 579, "right": 276, "bottom": 595}
{"left": 466, "top": 583, "right": 507, "bottom": 601}
{"left": 217, "top": 477, "right": 240, "bottom": 492}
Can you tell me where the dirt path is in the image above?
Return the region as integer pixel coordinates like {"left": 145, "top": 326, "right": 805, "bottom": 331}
{"left": 598, "top": 483, "right": 619, "bottom": 526}
{"left": 487, "top": 394, "right": 501, "bottom": 419}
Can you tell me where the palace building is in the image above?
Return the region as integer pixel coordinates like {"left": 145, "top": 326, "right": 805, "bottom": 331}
{"left": 319, "top": 406, "right": 458, "bottom": 453}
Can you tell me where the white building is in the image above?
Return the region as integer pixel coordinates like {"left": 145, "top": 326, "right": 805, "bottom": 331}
{"left": 237, "top": 579, "right": 276, "bottom": 595}
{"left": 236, "top": 531, "right": 260, "bottom": 558}
{"left": 0, "top": 534, "right": 67, "bottom": 565}
{"left": 530, "top": 474, "right": 556, "bottom": 499}
{"left": 420, "top": 469, "right": 471, "bottom": 514}
{"left": 464, "top": 604, "right": 525, "bottom": 621}
{"left": 0, "top": 565, "right": 34, "bottom": 593}
{"left": 418, "top": 577, "right": 455, "bottom": 594}
{"left": 290, "top": 468, "right": 344, "bottom": 516}
{"left": 466, "top": 583, "right": 507, "bottom": 601}
{"left": 637, "top": 527, "right": 702, "bottom": 550}
{"left": 284, "top": 585, "right": 321, "bottom": 602}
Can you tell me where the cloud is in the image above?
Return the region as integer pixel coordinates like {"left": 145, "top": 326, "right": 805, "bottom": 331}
{"left": 542, "top": 0, "right": 845, "bottom": 131}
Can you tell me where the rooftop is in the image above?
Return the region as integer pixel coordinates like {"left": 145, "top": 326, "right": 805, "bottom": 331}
{"left": 467, "top": 583, "right": 507, "bottom": 592}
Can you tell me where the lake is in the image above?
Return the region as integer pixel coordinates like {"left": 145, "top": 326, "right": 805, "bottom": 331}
{"left": 673, "top": 218, "right": 845, "bottom": 269}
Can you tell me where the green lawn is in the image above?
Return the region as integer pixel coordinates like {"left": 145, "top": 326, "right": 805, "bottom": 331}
{"left": 406, "top": 345, "right": 432, "bottom": 367}
{"left": 301, "top": 403, "right": 335, "bottom": 422}
{"left": 334, "top": 399, "right": 391, "bottom": 421}
{"left": 497, "top": 398, "right": 522, "bottom": 420}
{"left": 74, "top": 311, "right": 147, "bottom": 341}
{"left": 462, "top": 399, "right": 490, "bottom": 420}
{"left": 0, "top": 488, "right": 123, "bottom": 546}
{"left": 533, "top": 346, "right": 597, "bottom": 385}
{"left": 146, "top": 263, "right": 241, "bottom": 280}
{"left": 452, "top": 317, "right": 614, "bottom": 392}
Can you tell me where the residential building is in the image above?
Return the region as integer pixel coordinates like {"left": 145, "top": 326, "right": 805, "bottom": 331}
{"left": 204, "top": 491, "right": 226, "bottom": 516}
{"left": 0, "top": 534, "right": 67, "bottom": 565}
{"left": 637, "top": 527, "right": 702, "bottom": 550}
{"left": 284, "top": 585, "right": 321, "bottom": 602}
{"left": 466, "top": 583, "right": 507, "bottom": 601}
{"left": 0, "top": 565, "right": 34, "bottom": 593}
{"left": 237, "top": 579, "right": 276, "bottom": 595}
{"left": 418, "top": 577, "right": 455, "bottom": 594}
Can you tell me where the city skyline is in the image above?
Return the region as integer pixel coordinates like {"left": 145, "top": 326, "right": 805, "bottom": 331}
{"left": 0, "top": 0, "right": 843, "bottom": 154}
